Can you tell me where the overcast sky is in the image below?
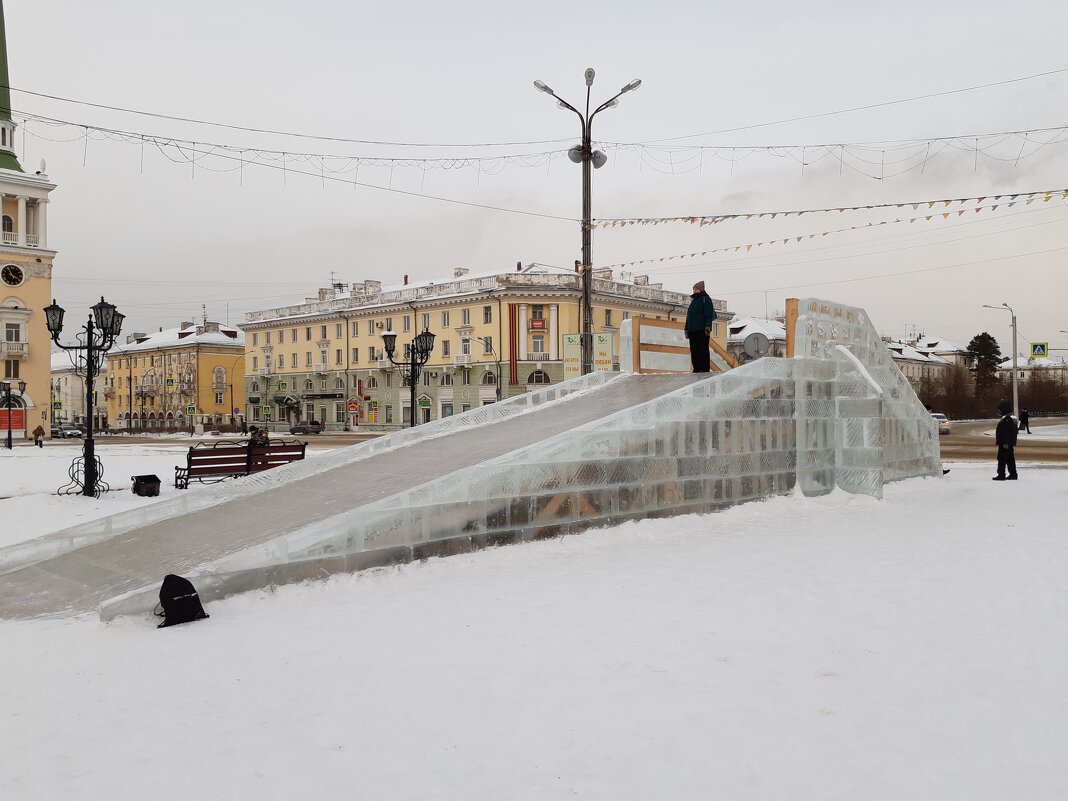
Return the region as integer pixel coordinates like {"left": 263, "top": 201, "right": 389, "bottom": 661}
{"left": 8, "top": 0, "right": 1068, "bottom": 354}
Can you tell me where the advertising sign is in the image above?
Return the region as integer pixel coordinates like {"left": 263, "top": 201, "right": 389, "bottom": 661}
{"left": 562, "top": 333, "right": 582, "bottom": 381}
{"left": 347, "top": 399, "right": 360, "bottom": 412}
{"left": 594, "top": 332, "right": 615, "bottom": 373}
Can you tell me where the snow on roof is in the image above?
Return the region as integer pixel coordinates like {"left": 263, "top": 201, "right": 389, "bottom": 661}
{"left": 51, "top": 350, "right": 78, "bottom": 372}
{"left": 913, "top": 335, "right": 968, "bottom": 354}
{"left": 885, "top": 339, "right": 951, "bottom": 364}
{"left": 726, "top": 316, "right": 786, "bottom": 343}
{"left": 997, "top": 354, "right": 1068, "bottom": 370}
{"left": 106, "top": 323, "right": 244, "bottom": 355}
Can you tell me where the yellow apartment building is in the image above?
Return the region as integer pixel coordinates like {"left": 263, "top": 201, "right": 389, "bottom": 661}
{"left": 0, "top": 5, "right": 58, "bottom": 441}
{"left": 240, "top": 263, "right": 732, "bottom": 431}
{"left": 104, "top": 322, "right": 246, "bottom": 430}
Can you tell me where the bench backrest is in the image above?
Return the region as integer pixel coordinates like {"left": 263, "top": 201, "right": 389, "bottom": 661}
{"left": 186, "top": 441, "right": 306, "bottom": 476}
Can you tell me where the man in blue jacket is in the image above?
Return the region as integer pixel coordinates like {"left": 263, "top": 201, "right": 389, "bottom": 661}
{"left": 993, "top": 401, "right": 1018, "bottom": 481}
{"left": 684, "top": 281, "right": 718, "bottom": 373}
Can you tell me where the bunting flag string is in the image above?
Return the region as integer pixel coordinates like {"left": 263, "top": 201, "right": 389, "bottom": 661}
{"left": 594, "top": 189, "right": 1068, "bottom": 229}
{"left": 599, "top": 193, "right": 1068, "bottom": 270}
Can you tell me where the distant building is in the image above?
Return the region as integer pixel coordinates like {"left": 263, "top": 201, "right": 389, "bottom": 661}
{"left": 104, "top": 322, "right": 245, "bottom": 430}
{"left": 0, "top": 5, "right": 57, "bottom": 441}
{"left": 885, "top": 339, "right": 951, "bottom": 386}
{"left": 726, "top": 316, "right": 787, "bottom": 363}
{"left": 50, "top": 351, "right": 103, "bottom": 430}
{"left": 996, "top": 354, "right": 1068, "bottom": 385}
{"left": 240, "top": 263, "right": 733, "bottom": 431}
{"left": 911, "top": 335, "right": 972, "bottom": 368}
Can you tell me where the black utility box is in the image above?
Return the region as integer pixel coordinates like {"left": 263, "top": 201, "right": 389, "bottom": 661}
{"left": 131, "top": 474, "right": 161, "bottom": 497}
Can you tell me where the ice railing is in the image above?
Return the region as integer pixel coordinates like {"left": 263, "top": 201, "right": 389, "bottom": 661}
{"left": 793, "top": 297, "right": 940, "bottom": 486}
{"left": 0, "top": 370, "right": 622, "bottom": 575}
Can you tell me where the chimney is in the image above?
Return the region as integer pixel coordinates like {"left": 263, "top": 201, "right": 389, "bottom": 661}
{"left": 318, "top": 288, "right": 334, "bottom": 301}
{"left": 363, "top": 279, "right": 382, "bottom": 294}
{"left": 516, "top": 261, "right": 522, "bottom": 272}
{"left": 180, "top": 321, "right": 194, "bottom": 330}
{"left": 454, "top": 267, "right": 469, "bottom": 278}
{"left": 593, "top": 267, "right": 613, "bottom": 281}
{"left": 403, "top": 274, "right": 409, "bottom": 285}
{"left": 633, "top": 274, "right": 649, "bottom": 286}
{"left": 204, "top": 321, "right": 220, "bottom": 333}
{"left": 575, "top": 260, "right": 581, "bottom": 273}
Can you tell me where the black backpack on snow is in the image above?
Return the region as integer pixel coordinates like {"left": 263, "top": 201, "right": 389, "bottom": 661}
{"left": 156, "top": 574, "right": 210, "bottom": 628}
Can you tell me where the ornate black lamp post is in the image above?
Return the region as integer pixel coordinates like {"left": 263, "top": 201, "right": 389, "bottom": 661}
{"left": 43, "top": 296, "right": 125, "bottom": 497}
{"left": 1, "top": 379, "right": 26, "bottom": 449}
{"left": 381, "top": 328, "right": 436, "bottom": 428}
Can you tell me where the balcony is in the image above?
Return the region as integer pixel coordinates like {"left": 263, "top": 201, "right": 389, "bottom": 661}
{"left": 102, "top": 387, "right": 115, "bottom": 399}
{"left": 211, "top": 382, "right": 227, "bottom": 391}
{"left": 256, "top": 367, "right": 272, "bottom": 376}
{"left": 377, "top": 359, "right": 393, "bottom": 370}
{"left": 453, "top": 354, "right": 472, "bottom": 366}
{"left": 313, "top": 363, "right": 327, "bottom": 373}
{"left": 1, "top": 341, "right": 28, "bottom": 359}
{"left": 1, "top": 231, "right": 40, "bottom": 247}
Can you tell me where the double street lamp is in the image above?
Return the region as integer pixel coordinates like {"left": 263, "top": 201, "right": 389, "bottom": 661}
{"left": 982, "top": 303, "right": 1018, "bottom": 418}
{"left": 380, "top": 328, "right": 436, "bottom": 428}
{"left": 534, "top": 69, "right": 641, "bottom": 375}
{"left": 1, "top": 379, "right": 26, "bottom": 450}
{"left": 43, "top": 296, "right": 125, "bottom": 497}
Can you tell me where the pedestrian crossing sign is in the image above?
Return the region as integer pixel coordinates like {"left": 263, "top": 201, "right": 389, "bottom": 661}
{"left": 1031, "top": 342, "right": 1048, "bottom": 358}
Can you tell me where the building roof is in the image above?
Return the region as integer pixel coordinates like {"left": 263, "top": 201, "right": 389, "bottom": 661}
{"left": 885, "top": 339, "right": 951, "bottom": 365}
{"left": 0, "top": 1, "right": 23, "bottom": 173}
{"left": 727, "top": 316, "right": 786, "bottom": 343}
{"left": 912, "top": 335, "right": 968, "bottom": 354}
{"left": 106, "top": 323, "right": 244, "bottom": 356}
{"left": 997, "top": 354, "right": 1068, "bottom": 370}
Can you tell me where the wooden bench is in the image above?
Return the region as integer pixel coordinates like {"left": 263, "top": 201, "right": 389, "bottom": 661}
{"left": 174, "top": 438, "right": 307, "bottom": 489}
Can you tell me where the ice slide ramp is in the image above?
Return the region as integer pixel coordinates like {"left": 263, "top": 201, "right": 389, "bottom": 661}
{"left": 0, "top": 372, "right": 700, "bottom": 620}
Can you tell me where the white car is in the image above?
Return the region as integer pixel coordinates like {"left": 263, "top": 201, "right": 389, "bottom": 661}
{"left": 931, "top": 413, "right": 951, "bottom": 435}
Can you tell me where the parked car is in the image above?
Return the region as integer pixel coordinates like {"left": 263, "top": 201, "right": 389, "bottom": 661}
{"left": 52, "top": 424, "right": 83, "bottom": 439}
{"left": 289, "top": 420, "right": 323, "bottom": 435}
{"left": 931, "top": 413, "right": 951, "bottom": 435}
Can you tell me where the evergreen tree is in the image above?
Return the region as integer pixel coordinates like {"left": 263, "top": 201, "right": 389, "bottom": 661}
{"left": 968, "top": 332, "right": 1002, "bottom": 400}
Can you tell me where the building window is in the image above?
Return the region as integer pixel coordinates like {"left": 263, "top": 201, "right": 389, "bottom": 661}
{"left": 291, "top": 353, "right": 298, "bottom": 368}
{"left": 384, "top": 318, "right": 393, "bottom": 332}
{"left": 265, "top": 331, "right": 272, "bottom": 345}
{"left": 384, "top": 405, "right": 393, "bottom": 424}
{"left": 335, "top": 348, "right": 343, "bottom": 365}
{"left": 481, "top": 372, "right": 496, "bottom": 385}
{"left": 462, "top": 369, "right": 472, "bottom": 386}
{"left": 442, "top": 403, "right": 453, "bottom": 417}
{"left": 532, "top": 335, "right": 544, "bottom": 354}
{"left": 352, "top": 321, "right": 359, "bottom": 337}
{"left": 302, "top": 352, "right": 310, "bottom": 366}
{"left": 335, "top": 324, "right": 342, "bottom": 338}
{"left": 403, "top": 315, "right": 411, "bottom": 332}
{"left": 252, "top": 356, "right": 258, "bottom": 370}
{"left": 385, "top": 372, "right": 392, "bottom": 388}
{"left": 320, "top": 349, "right": 328, "bottom": 366}
{"left": 442, "top": 340, "right": 451, "bottom": 357}
{"left": 527, "top": 370, "right": 551, "bottom": 385}
{"left": 366, "top": 376, "right": 378, "bottom": 389}
{"left": 623, "top": 311, "right": 630, "bottom": 320}
{"left": 421, "top": 313, "right": 430, "bottom": 330}
{"left": 252, "top": 333, "right": 258, "bottom": 347}
{"left": 352, "top": 347, "right": 359, "bottom": 363}
{"left": 276, "top": 354, "right": 284, "bottom": 369}
{"left": 482, "top": 336, "right": 493, "bottom": 355}
{"left": 531, "top": 305, "right": 544, "bottom": 320}
{"left": 319, "top": 325, "right": 327, "bottom": 340}
{"left": 304, "top": 379, "right": 314, "bottom": 390}
{"left": 604, "top": 309, "right": 613, "bottom": 327}
{"left": 440, "top": 373, "right": 453, "bottom": 386}
{"left": 461, "top": 308, "right": 471, "bottom": 326}
{"left": 321, "top": 379, "right": 327, "bottom": 390}
{"left": 441, "top": 311, "right": 450, "bottom": 328}
{"left": 4, "top": 323, "right": 19, "bottom": 342}
{"left": 252, "top": 407, "right": 261, "bottom": 422}
{"left": 4, "top": 359, "right": 18, "bottom": 378}
{"left": 335, "top": 402, "right": 345, "bottom": 423}
{"left": 215, "top": 392, "right": 224, "bottom": 405}
{"left": 1, "top": 215, "right": 11, "bottom": 232}
{"left": 368, "top": 321, "right": 375, "bottom": 336}
{"left": 334, "top": 378, "right": 344, "bottom": 390}
{"left": 483, "top": 306, "right": 492, "bottom": 324}
{"left": 422, "top": 372, "right": 431, "bottom": 387}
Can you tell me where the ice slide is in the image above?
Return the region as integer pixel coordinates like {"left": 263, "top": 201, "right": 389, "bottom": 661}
{"left": 0, "top": 298, "right": 940, "bottom": 621}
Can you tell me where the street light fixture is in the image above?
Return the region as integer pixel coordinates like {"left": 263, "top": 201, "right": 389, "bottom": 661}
{"left": 380, "top": 328, "right": 436, "bottom": 427}
{"left": 43, "top": 296, "right": 125, "bottom": 496}
{"left": 982, "top": 303, "right": 1018, "bottom": 418}
{"left": 475, "top": 337, "right": 503, "bottom": 402}
{"left": 533, "top": 68, "right": 641, "bottom": 375}
{"left": 1, "top": 379, "right": 26, "bottom": 450}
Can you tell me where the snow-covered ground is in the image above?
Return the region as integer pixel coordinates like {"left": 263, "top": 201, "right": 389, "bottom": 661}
{"left": 2, "top": 449, "right": 1067, "bottom": 800}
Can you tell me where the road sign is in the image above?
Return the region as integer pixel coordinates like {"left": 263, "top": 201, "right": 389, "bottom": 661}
{"left": 186, "top": 405, "right": 197, "bottom": 415}
{"left": 1031, "top": 342, "right": 1049, "bottom": 358}
{"left": 53, "top": 401, "right": 62, "bottom": 410}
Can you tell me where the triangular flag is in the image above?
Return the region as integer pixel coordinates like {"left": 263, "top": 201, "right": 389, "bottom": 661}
{"left": 746, "top": 244, "right": 753, "bottom": 252}
{"left": 944, "top": 200, "right": 952, "bottom": 207}
{"left": 958, "top": 210, "right": 966, "bottom": 216}
{"left": 943, "top": 212, "right": 950, "bottom": 219}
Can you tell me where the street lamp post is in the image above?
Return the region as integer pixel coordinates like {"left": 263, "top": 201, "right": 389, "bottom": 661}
{"left": 475, "top": 337, "right": 502, "bottom": 402}
{"left": 982, "top": 303, "right": 1018, "bottom": 418}
{"left": 43, "top": 296, "right": 125, "bottom": 497}
{"left": 533, "top": 70, "right": 641, "bottom": 375}
{"left": 380, "top": 328, "right": 436, "bottom": 428}
{"left": 227, "top": 353, "right": 244, "bottom": 428}
{"left": 1, "top": 379, "right": 26, "bottom": 449}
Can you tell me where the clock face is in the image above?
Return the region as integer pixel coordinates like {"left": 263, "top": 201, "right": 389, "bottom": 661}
{"left": 1, "top": 264, "right": 23, "bottom": 286}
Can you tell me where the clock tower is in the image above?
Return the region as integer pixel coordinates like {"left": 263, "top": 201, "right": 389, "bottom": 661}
{"left": 0, "top": 0, "right": 57, "bottom": 441}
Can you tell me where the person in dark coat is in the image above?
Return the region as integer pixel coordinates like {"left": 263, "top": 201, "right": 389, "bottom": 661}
{"left": 1018, "top": 408, "right": 1030, "bottom": 434}
{"left": 993, "top": 401, "right": 1018, "bottom": 481}
{"left": 684, "top": 280, "right": 718, "bottom": 373}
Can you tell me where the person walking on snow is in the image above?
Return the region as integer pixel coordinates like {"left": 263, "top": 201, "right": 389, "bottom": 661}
{"left": 993, "top": 401, "right": 1019, "bottom": 481}
{"left": 32, "top": 425, "right": 44, "bottom": 447}
{"left": 684, "top": 280, "right": 717, "bottom": 373}
{"left": 1018, "top": 408, "right": 1031, "bottom": 434}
